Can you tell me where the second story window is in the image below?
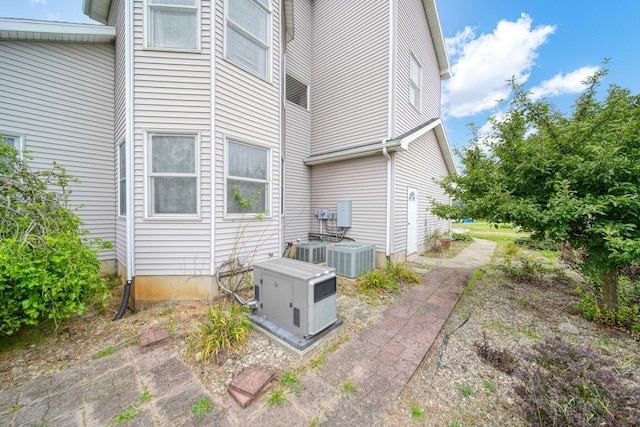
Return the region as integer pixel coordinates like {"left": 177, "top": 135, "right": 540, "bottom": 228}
{"left": 225, "top": 0, "right": 271, "bottom": 78}
{"left": 147, "top": 0, "right": 199, "bottom": 50}
{"left": 409, "top": 53, "right": 421, "bottom": 111}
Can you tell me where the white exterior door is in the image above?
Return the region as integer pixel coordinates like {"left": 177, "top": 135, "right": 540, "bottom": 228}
{"left": 407, "top": 188, "right": 418, "bottom": 255}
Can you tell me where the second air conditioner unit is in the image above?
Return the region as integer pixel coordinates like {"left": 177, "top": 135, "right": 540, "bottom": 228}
{"left": 295, "top": 242, "right": 327, "bottom": 264}
{"left": 326, "top": 243, "right": 376, "bottom": 278}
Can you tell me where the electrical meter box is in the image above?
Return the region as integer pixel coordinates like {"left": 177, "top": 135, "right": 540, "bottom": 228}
{"left": 253, "top": 258, "right": 337, "bottom": 340}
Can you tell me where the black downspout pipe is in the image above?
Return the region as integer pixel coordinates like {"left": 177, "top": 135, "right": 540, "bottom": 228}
{"left": 113, "top": 280, "right": 132, "bottom": 320}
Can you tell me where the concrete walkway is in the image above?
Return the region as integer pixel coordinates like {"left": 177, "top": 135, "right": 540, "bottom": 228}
{"left": 0, "top": 239, "right": 496, "bottom": 427}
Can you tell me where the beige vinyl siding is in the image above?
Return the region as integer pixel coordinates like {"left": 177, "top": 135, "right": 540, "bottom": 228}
{"left": 0, "top": 40, "right": 116, "bottom": 261}
{"left": 212, "top": 0, "right": 282, "bottom": 267}
{"left": 310, "top": 156, "right": 387, "bottom": 251}
{"left": 311, "top": 0, "right": 389, "bottom": 153}
{"left": 109, "top": 0, "right": 128, "bottom": 268}
{"left": 283, "top": 0, "right": 312, "bottom": 243}
{"left": 395, "top": 0, "right": 441, "bottom": 135}
{"left": 393, "top": 131, "right": 449, "bottom": 254}
{"left": 131, "top": 0, "right": 213, "bottom": 275}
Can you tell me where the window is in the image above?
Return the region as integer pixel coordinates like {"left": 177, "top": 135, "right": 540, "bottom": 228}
{"left": 226, "top": 140, "right": 269, "bottom": 215}
{"left": 118, "top": 141, "right": 127, "bottom": 216}
{"left": 1, "top": 134, "right": 23, "bottom": 153}
{"left": 409, "top": 54, "right": 421, "bottom": 111}
{"left": 286, "top": 74, "right": 309, "bottom": 109}
{"left": 147, "top": 134, "right": 198, "bottom": 216}
{"left": 225, "top": 0, "right": 271, "bottom": 78}
{"left": 147, "top": 0, "right": 199, "bottom": 50}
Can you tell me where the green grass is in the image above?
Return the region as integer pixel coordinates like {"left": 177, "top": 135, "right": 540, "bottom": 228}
{"left": 106, "top": 404, "right": 142, "bottom": 425}
{"left": 95, "top": 346, "right": 118, "bottom": 359}
{"left": 190, "top": 396, "right": 215, "bottom": 420}
{"left": 265, "top": 388, "right": 291, "bottom": 407}
{"left": 279, "top": 371, "right": 306, "bottom": 397}
{"left": 339, "top": 380, "right": 358, "bottom": 398}
{"left": 483, "top": 379, "right": 497, "bottom": 393}
{"left": 3, "top": 404, "right": 23, "bottom": 415}
{"left": 457, "top": 383, "right": 473, "bottom": 397}
{"left": 459, "top": 221, "right": 526, "bottom": 243}
{"left": 410, "top": 402, "right": 425, "bottom": 420}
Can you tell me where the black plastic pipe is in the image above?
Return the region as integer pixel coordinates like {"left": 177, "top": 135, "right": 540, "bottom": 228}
{"left": 113, "top": 280, "right": 132, "bottom": 320}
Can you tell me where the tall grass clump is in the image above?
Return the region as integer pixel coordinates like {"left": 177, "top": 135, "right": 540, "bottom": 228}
{"left": 188, "top": 302, "right": 250, "bottom": 364}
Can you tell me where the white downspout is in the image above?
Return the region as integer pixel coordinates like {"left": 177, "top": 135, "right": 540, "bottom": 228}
{"left": 383, "top": 143, "right": 391, "bottom": 257}
{"left": 125, "top": 0, "right": 134, "bottom": 281}
{"left": 209, "top": 1, "right": 217, "bottom": 276}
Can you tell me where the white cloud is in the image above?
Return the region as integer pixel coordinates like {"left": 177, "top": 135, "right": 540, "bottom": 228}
{"left": 530, "top": 66, "right": 600, "bottom": 100}
{"left": 443, "top": 13, "right": 555, "bottom": 118}
{"left": 30, "top": 0, "right": 47, "bottom": 4}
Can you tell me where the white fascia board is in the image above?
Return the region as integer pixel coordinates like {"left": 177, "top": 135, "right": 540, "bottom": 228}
{"left": 303, "top": 140, "right": 405, "bottom": 166}
{"left": 422, "top": 0, "right": 451, "bottom": 80}
{"left": 392, "top": 118, "right": 457, "bottom": 175}
{"left": 0, "top": 18, "right": 115, "bottom": 42}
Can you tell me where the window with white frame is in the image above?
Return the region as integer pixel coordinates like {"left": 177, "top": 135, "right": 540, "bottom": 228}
{"left": 225, "top": 0, "right": 271, "bottom": 78}
{"left": 147, "top": 0, "right": 199, "bottom": 50}
{"left": 409, "top": 54, "right": 421, "bottom": 111}
{"left": 147, "top": 134, "right": 198, "bottom": 216}
{"left": 226, "top": 140, "right": 269, "bottom": 215}
{"left": 1, "top": 134, "right": 23, "bottom": 152}
{"left": 118, "top": 141, "right": 127, "bottom": 216}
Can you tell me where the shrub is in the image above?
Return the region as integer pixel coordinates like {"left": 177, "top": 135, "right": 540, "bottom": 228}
{"left": 497, "top": 256, "right": 569, "bottom": 287}
{"left": 188, "top": 302, "right": 251, "bottom": 364}
{"left": 451, "top": 232, "right": 473, "bottom": 242}
{"left": 0, "top": 145, "right": 110, "bottom": 335}
{"left": 576, "top": 276, "right": 640, "bottom": 332}
{"left": 514, "top": 336, "right": 640, "bottom": 426}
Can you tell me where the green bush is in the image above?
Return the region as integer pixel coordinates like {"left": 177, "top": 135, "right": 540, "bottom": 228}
{"left": 0, "top": 145, "right": 110, "bottom": 335}
{"left": 576, "top": 276, "right": 640, "bottom": 332}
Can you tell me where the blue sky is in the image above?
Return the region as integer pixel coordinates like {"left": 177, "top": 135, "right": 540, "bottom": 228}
{"left": 2, "top": 0, "right": 639, "bottom": 153}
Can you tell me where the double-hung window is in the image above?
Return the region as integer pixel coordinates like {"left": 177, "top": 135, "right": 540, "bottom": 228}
{"left": 147, "top": 0, "right": 199, "bottom": 50}
{"left": 226, "top": 140, "right": 269, "bottom": 215}
{"left": 409, "top": 53, "right": 421, "bottom": 111}
{"left": 147, "top": 134, "right": 198, "bottom": 217}
{"left": 225, "top": 0, "right": 271, "bottom": 78}
{"left": 118, "top": 141, "right": 127, "bottom": 216}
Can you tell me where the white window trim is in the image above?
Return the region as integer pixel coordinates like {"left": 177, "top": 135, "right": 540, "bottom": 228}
{"left": 117, "top": 140, "right": 127, "bottom": 217}
{"left": 144, "top": 0, "right": 201, "bottom": 52}
{"left": 223, "top": 0, "right": 272, "bottom": 81}
{"left": 409, "top": 53, "right": 422, "bottom": 112}
{"left": 224, "top": 136, "right": 272, "bottom": 219}
{"left": 1, "top": 133, "right": 25, "bottom": 158}
{"left": 144, "top": 131, "right": 201, "bottom": 220}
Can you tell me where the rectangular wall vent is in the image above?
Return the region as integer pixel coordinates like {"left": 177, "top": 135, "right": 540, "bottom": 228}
{"left": 326, "top": 243, "right": 376, "bottom": 278}
{"left": 295, "top": 242, "right": 327, "bottom": 263}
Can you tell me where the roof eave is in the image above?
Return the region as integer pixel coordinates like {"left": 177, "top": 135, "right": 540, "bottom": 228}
{"left": 0, "top": 18, "right": 116, "bottom": 42}
{"left": 423, "top": 0, "right": 451, "bottom": 80}
{"left": 83, "top": 0, "right": 112, "bottom": 24}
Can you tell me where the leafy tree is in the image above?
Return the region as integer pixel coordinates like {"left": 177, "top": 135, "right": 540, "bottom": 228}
{"left": 0, "top": 143, "right": 111, "bottom": 335}
{"left": 432, "top": 68, "right": 640, "bottom": 315}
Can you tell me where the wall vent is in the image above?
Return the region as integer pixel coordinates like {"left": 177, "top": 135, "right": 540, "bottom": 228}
{"left": 295, "top": 242, "right": 327, "bottom": 263}
{"left": 326, "top": 243, "right": 376, "bottom": 278}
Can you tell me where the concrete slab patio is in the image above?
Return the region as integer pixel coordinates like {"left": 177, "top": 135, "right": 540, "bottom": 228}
{"left": 0, "top": 239, "right": 496, "bottom": 426}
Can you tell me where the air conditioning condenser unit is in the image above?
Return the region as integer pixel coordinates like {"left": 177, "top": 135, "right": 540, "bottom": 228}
{"left": 295, "top": 242, "right": 327, "bottom": 263}
{"left": 326, "top": 243, "right": 376, "bottom": 278}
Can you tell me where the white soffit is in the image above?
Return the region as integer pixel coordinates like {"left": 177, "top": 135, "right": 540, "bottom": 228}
{"left": 0, "top": 18, "right": 115, "bottom": 43}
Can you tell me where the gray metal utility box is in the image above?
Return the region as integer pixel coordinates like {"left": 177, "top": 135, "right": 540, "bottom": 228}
{"left": 253, "top": 258, "right": 337, "bottom": 340}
